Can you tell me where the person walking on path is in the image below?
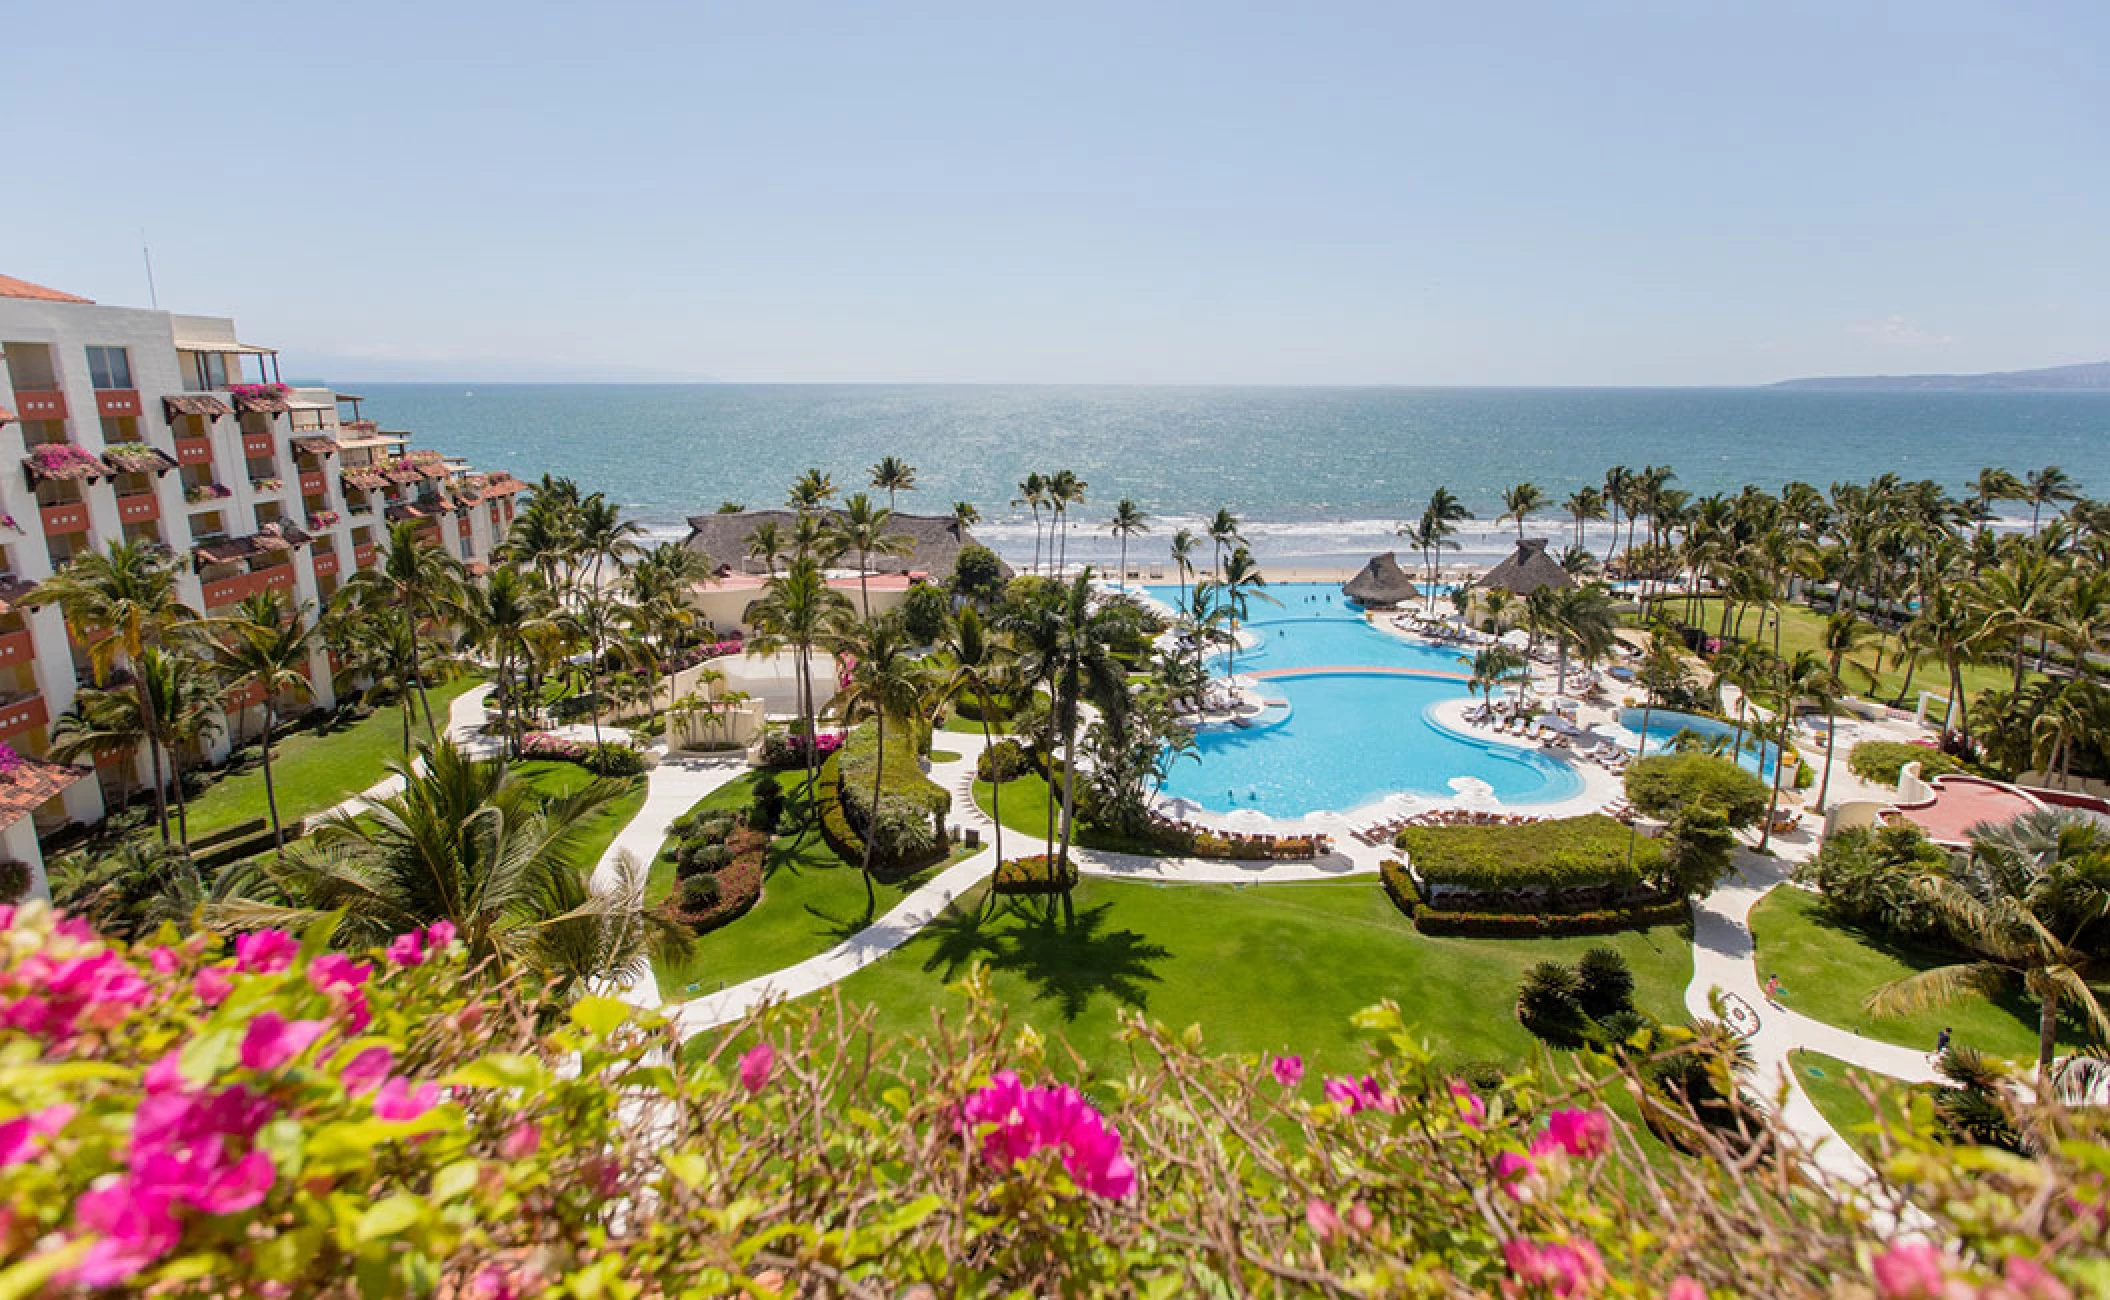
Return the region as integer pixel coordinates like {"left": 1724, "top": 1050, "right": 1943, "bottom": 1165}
{"left": 1764, "top": 974, "right": 1783, "bottom": 1006}
{"left": 1932, "top": 1027, "right": 1952, "bottom": 1061}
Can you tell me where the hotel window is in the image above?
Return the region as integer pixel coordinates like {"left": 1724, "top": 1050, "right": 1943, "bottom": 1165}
{"left": 181, "top": 350, "right": 231, "bottom": 391}
{"left": 86, "top": 346, "right": 133, "bottom": 391}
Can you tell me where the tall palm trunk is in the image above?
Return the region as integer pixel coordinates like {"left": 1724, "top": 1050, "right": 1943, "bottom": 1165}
{"left": 1757, "top": 715, "right": 1788, "bottom": 853}
{"left": 858, "top": 548, "right": 871, "bottom": 619}
{"left": 260, "top": 702, "right": 285, "bottom": 855}
{"left": 2038, "top": 988, "right": 2060, "bottom": 1087}
{"left": 1817, "top": 702, "right": 1839, "bottom": 810}
{"left": 409, "top": 632, "right": 438, "bottom": 742}
{"left": 172, "top": 750, "right": 192, "bottom": 850}
{"left": 978, "top": 686, "right": 1004, "bottom": 868}
{"left": 860, "top": 712, "right": 884, "bottom": 914}
{"left": 1030, "top": 507, "right": 1042, "bottom": 576}
{"left": 1057, "top": 713, "right": 1080, "bottom": 893}
{"left": 134, "top": 677, "right": 170, "bottom": 843}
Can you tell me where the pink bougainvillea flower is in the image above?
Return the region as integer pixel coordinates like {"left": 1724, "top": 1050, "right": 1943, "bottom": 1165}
{"left": 1270, "top": 1054, "right": 1304, "bottom": 1087}
{"left": 739, "top": 1043, "right": 776, "bottom": 1094}
{"left": 1533, "top": 1108, "right": 1611, "bottom": 1160}
{"left": 143, "top": 1051, "right": 184, "bottom": 1094}
{"left": 502, "top": 1121, "right": 541, "bottom": 1160}
{"left": 1449, "top": 1079, "right": 1486, "bottom": 1128}
{"left": 959, "top": 1071, "right": 1136, "bottom": 1200}
{"left": 373, "top": 1076, "right": 441, "bottom": 1121}
{"left": 188, "top": 1149, "right": 277, "bottom": 1214}
{"left": 339, "top": 1045, "right": 395, "bottom": 1096}
{"left": 66, "top": 1179, "right": 183, "bottom": 1287}
{"left": 386, "top": 932, "right": 425, "bottom": 967}
{"left": 306, "top": 953, "right": 371, "bottom": 998}
{"left": 1996, "top": 1256, "right": 2072, "bottom": 1300}
{"left": 233, "top": 930, "right": 298, "bottom": 975}
{"left": 240, "top": 1012, "right": 328, "bottom": 1072}
{"left": 1321, "top": 1075, "right": 1395, "bottom": 1115}
{"left": 193, "top": 964, "right": 234, "bottom": 1007}
{"left": 0, "top": 1103, "right": 76, "bottom": 1167}
{"left": 1305, "top": 1197, "right": 1344, "bottom": 1243}
{"left": 1503, "top": 1237, "right": 1606, "bottom": 1298}
{"left": 1667, "top": 1278, "right": 1707, "bottom": 1300}
{"left": 1871, "top": 1242, "right": 1950, "bottom": 1300}
{"left": 4, "top": 949, "right": 150, "bottom": 1040}
{"left": 424, "top": 919, "right": 458, "bottom": 950}
{"left": 1493, "top": 1150, "right": 1538, "bottom": 1200}
{"left": 147, "top": 946, "right": 182, "bottom": 975}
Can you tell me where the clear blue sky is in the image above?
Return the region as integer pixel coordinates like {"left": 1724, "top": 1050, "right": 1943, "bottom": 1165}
{"left": 9, "top": 2, "right": 2106, "bottom": 384}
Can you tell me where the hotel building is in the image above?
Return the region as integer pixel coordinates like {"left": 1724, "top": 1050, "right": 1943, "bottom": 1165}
{"left": 0, "top": 272, "right": 524, "bottom": 856}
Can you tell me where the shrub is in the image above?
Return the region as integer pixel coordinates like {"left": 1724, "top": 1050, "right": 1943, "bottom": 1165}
{"left": 949, "top": 543, "right": 1007, "bottom": 604}
{"left": 680, "top": 872, "right": 722, "bottom": 911}
{"left": 901, "top": 582, "right": 953, "bottom": 644}
{"left": 1575, "top": 948, "right": 1636, "bottom": 1020}
{"left": 750, "top": 774, "right": 785, "bottom": 832}
{"left": 1516, "top": 962, "right": 1588, "bottom": 1046}
{"left": 1624, "top": 751, "right": 1771, "bottom": 828}
{"left": 1848, "top": 740, "right": 1969, "bottom": 788}
{"left": 0, "top": 858, "right": 29, "bottom": 904}
{"left": 1658, "top": 802, "right": 1739, "bottom": 898}
{"left": 977, "top": 738, "right": 1032, "bottom": 784}
{"left": 1793, "top": 823, "right": 1950, "bottom": 940}
{"left": 1594, "top": 1009, "right": 1656, "bottom": 1047}
{"left": 677, "top": 843, "right": 733, "bottom": 878}
{"left": 869, "top": 798, "right": 943, "bottom": 868}
{"left": 1397, "top": 814, "right": 1656, "bottom": 893}
{"left": 993, "top": 854, "right": 1078, "bottom": 895}
{"left": 582, "top": 741, "right": 648, "bottom": 777}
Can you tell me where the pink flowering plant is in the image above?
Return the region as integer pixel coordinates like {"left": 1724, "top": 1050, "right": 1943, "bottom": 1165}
{"left": 0, "top": 910, "right": 2102, "bottom": 1296}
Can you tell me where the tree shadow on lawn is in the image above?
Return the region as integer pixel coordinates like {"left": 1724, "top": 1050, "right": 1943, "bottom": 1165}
{"left": 1791, "top": 899, "right": 2072, "bottom": 1035}
{"left": 914, "top": 894, "right": 1170, "bottom": 1022}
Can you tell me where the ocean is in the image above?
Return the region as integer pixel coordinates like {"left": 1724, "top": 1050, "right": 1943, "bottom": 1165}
{"left": 344, "top": 385, "right": 2110, "bottom": 570}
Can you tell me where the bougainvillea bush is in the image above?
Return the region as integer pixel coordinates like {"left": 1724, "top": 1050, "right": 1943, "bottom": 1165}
{"left": 1, "top": 902, "right": 2102, "bottom": 1297}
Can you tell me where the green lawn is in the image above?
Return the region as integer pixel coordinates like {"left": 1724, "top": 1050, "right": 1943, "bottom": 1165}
{"left": 1657, "top": 597, "right": 2014, "bottom": 704}
{"left": 831, "top": 876, "right": 1694, "bottom": 1079}
{"left": 510, "top": 760, "right": 648, "bottom": 876}
{"left": 1791, "top": 1049, "right": 1921, "bottom": 1164}
{"left": 1749, "top": 886, "right": 2086, "bottom": 1064}
{"left": 186, "top": 676, "right": 484, "bottom": 839}
{"left": 649, "top": 773, "right": 950, "bottom": 1000}
{"left": 972, "top": 773, "right": 1163, "bottom": 855}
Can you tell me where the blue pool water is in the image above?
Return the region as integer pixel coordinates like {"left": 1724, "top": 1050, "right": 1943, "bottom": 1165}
{"left": 1614, "top": 707, "right": 1779, "bottom": 780}
{"left": 1144, "top": 584, "right": 1584, "bottom": 817}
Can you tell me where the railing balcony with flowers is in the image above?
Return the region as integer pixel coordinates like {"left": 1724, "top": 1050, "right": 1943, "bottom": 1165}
{"left": 23, "top": 443, "right": 106, "bottom": 483}
{"left": 251, "top": 477, "right": 284, "bottom": 494}
{"left": 100, "top": 442, "right": 177, "bottom": 476}
{"left": 185, "top": 483, "right": 233, "bottom": 506}
{"left": 307, "top": 511, "right": 341, "bottom": 530}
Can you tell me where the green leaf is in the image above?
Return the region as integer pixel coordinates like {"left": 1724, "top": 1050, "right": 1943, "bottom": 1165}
{"left": 662, "top": 1151, "right": 711, "bottom": 1188}
{"left": 569, "top": 996, "right": 631, "bottom": 1038}
{"left": 297, "top": 910, "right": 345, "bottom": 963}
{"left": 431, "top": 1159, "right": 482, "bottom": 1203}
{"left": 440, "top": 1054, "right": 547, "bottom": 1091}
{"left": 0, "top": 1241, "right": 89, "bottom": 1300}
{"left": 354, "top": 1193, "right": 426, "bottom": 1243}
{"left": 179, "top": 1024, "right": 242, "bottom": 1083}
{"left": 876, "top": 1194, "right": 943, "bottom": 1235}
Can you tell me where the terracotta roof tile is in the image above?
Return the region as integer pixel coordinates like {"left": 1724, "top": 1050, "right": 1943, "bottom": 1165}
{"left": 0, "top": 274, "right": 94, "bottom": 304}
{"left": 0, "top": 755, "right": 93, "bottom": 830}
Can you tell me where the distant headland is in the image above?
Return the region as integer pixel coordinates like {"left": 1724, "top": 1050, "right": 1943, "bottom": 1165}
{"left": 1771, "top": 359, "right": 2110, "bottom": 391}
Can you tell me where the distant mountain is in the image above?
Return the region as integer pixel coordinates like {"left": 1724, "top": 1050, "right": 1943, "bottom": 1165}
{"left": 1772, "top": 360, "right": 2110, "bottom": 392}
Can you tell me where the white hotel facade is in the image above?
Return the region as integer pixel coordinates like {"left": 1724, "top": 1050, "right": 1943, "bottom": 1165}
{"left": 0, "top": 272, "right": 524, "bottom": 835}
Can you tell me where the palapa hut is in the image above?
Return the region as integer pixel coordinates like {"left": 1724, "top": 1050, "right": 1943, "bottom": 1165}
{"left": 1341, "top": 552, "right": 1420, "bottom": 607}
{"left": 1473, "top": 537, "right": 1575, "bottom": 599}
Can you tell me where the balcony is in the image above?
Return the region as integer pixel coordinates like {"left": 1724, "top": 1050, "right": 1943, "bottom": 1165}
{"left": 0, "top": 693, "right": 47, "bottom": 741}
{"left": 174, "top": 437, "right": 213, "bottom": 465}
{"left": 117, "top": 492, "right": 159, "bottom": 524}
{"left": 40, "top": 502, "right": 90, "bottom": 535}
{"left": 353, "top": 542, "right": 377, "bottom": 568}
{"left": 299, "top": 471, "right": 327, "bottom": 496}
{"left": 201, "top": 567, "right": 296, "bottom": 609}
{"left": 224, "top": 681, "right": 266, "bottom": 711}
{"left": 312, "top": 550, "right": 339, "bottom": 578}
{"left": 242, "top": 432, "right": 276, "bottom": 459}
{"left": 0, "top": 628, "right": 33, "bottom": 668}
{"left": 94, "top": 389, "right": 142, "bottom": 419}
{"left": 12, "top": 390, "right": 65, "bottom": 421}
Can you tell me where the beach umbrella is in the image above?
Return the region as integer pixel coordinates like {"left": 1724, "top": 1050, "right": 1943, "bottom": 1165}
{"left": 1541, "top": 714, "right": 1583, "bottom": 736}
{"left": 1223, "top": 808, "right": 1274, "bottom": 830}
{"left": 1499, "top": 629, "right": 1530, "bottom": 649}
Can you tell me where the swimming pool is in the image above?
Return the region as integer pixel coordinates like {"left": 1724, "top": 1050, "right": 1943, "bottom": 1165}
{"left": 1612, "top": 707, "right": 1779, "bottom": 780}
{"left": 1143, "top": 584, "right": 1585, "bottom": 818}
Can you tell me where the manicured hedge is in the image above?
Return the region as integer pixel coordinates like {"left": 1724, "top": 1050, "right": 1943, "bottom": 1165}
{"left": 993, "top": 854, "right": 1078, "bottom": 895}
{"left": 1848, "top": 740, "right": 1969, "bottom": 788}
{"left": 1395, "top": 815, "right": 1655, "bottom": 892}
{"left": 1380, "top": 857, "right": 1685, "bottom": 936}
{"left": 817, "top": 748, "right": 947, "bottom": 883}
{"left": 976, "top": 739, "right": 1032, "bottom": 784}
{"left": 1623, "top": 752, "right": 1771, "bottom": 828}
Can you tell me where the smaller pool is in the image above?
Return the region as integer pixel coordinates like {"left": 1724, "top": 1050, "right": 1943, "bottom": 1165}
{"left": 1614, "top": 707, "right": 1778, "bottom": 780}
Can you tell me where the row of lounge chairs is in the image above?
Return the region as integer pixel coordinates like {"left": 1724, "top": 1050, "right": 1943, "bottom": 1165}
{"left": 1352, "top": 807, "right": 1545, "bottom": 845}
{"left": 1577, "top": 742, "right": 1629, "bottom": 774}
{"left": 1147, "top": 808, "right": 1331, "bottom": 859}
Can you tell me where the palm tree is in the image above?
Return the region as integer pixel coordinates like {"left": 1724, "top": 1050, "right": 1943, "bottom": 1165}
{"left": 745, "top": 521, "right": 785, "bottom": 577}
{"left": 562, "top": 591, "right": 629, "bottom": 746}
{"left": 463, "top": 566, "right": 554, "bottom": 757}
{"left": 1461, "top": 645, "right": 1526, "bottom": 709}
{"left": 1868, "top": 809, "right": 2110, "bottom": 1086}
{"left": 1205, "top": 508, "right": 1244, "bottom": 581}
{"left": 1013, "top": 473, "right": 1048, "bottom": 575}
{"left": 869, "top": 456, "right": 919, "bottom": 512}
{"left": 1974, "top": 548, "right": 2067, "bottom": 694}
{"left": 933, "top": 605, "right": 1014, "bottom": 869}
{"left": 746, "top": 557, "right": 855, "bottom": 805}
{"left": 215, "top": 739, "right": 680, "bottom": 1000}
{"left": 1169, "top": 528, "right": 1199, "bottom": 609}
{"left": 1602, "top": 465, "right": 1634, "bottom": 569}
{"left": 574, "top": 494, "right": 644, "bottom": 596}
{"left": 1969, "top": 467, "right": 2026, "bottom": 539}
{"left": 1545, "top": 583, "right": 1617, "bottom": 695}
{"left": 787, "top": 468, "right": 838, "bottom": 517}
{"left": 1047, "top": 469, "right": 1086, "bottom": 574}
{"left": 1564, "top": 486, "right": 1607, "bottom": 552}
{"left": 1214, "top": 546, "right": 1279, "bottom": 681}
{"left": 1501, "top": 481, "right": 1545, "bottom": 540}
{"left": 1005, "top": 573, "right": 1130, "bottom": 884}
{"left": 950, "top": 501, "right": 980, "bottom": 535}
{"left": 50, "top": 649, "right": 222, "bottom": 850}
{"left": 24, "top": 540, "right": 199, "bottom": 841}
{"left": 2025, "top": 466, "right": 2079, "bottom": 530}
{"left": 209, "top": 598, "right": 319, "bottom": 855}
{"left": 837, "top": 614, "right": 931, "bottom": 912}
{"left": 1107, "top": 498, "right": 1150, "bottom": 588}
{"left": 1757, "top": 651, "right": 1832, "bottom": 853}
{"left": 347, "top": 520, "right": 466, "bottom": 742}
{"left": 832, "top": 493, "right": 911, "bottom": 618}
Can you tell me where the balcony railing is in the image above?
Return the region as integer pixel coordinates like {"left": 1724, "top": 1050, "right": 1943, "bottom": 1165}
{"left": 201, "top": 566, "right": 298, "bottom": 609}
{"left": 11, "top": 390, "right": 66, "bottom": 420}
{"left": 299, "top": 471, "right": 327, "bottom": 496}
{"left": 353, "top": 542, "right": 377, "bottom": 568}
{"left": 242, "top": 432, "right": 276, "bottom": 459}
{"left": 0, "top": 628, "right": 33, "bottom": 669}
{"left": 40, "top": 502, "right": 90, "bottom": 535}
{"left": 94, "top": 389, "right": 142, "bottom": 419}
{"left": 0, "top": 693, "right": 48, "bottom": 740}
{"left": 174, "top": 437, "right": 213, "bottom": 465}
{"left": 116, "top": 493, "right": 160, "bottom": 524}
{"left": 311, "top": 550, "right": 339, "bottom": 578}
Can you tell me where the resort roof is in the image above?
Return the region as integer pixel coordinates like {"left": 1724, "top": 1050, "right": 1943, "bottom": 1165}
{"left": 163, "top": 395, "right": 232, "bottom": 421}
{"left": 0, "top": 274, "right": 93, "bottom": 304}
{"left": 0, "top": 755, "right": 93, "bottom": 831}
{"left": 680, "top": 509, "right": 1010, "bottom": 579}
{"left": 1341, "top": 552, "right": 1419, "bottom": 606}
{"left": 1473, "top": 538, "right": 1575, "bottom": 597}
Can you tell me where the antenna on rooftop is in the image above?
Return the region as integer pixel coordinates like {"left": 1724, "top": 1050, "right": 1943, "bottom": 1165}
{"left": 141, "top": 231, "right": 158, "bottom": 308}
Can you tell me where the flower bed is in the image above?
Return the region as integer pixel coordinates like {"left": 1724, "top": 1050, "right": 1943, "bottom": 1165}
{"left": 101, "top": 442, "right": 169, "bottom": 473}
{"left": 308, "top": 511, "right": 341, "bottom": 529}
{"left": 1396, "top": 814, "right": 1657, "bottom": 897}
{"left": 252, "top": 477, "right": 285, "bottom": 493}
{"left": 993, "top": 854, "right": 1078, "bottom": 895}
{"left": 1848, "top": 739, "right": 1971, "bottom": 787}
{"left": 185, "top": 483, "right": 233, "bottom": 503}
{"left": 518, "top": 732, "right": 648, "bottom": 777}
{"left": 663, "top": 824, "right": 767, "bottom": 933}
{"left": 1379, "top": 858, "right": 1686, "bottom": 936}
{"left": 664, "top": 638, "right": 744, "bottom": 672}
{"left": 28, "top": 442, "right": 105, "bottom": 476}
{"left": 755, "top": 729, "right": 842, "bottom": 769}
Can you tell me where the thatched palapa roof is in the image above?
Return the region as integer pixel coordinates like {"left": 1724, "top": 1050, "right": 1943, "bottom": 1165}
{"left": 1474, "top": 538, "right": 1575, "bottom": 597}
{"left": 681, "top": 509, "right": 1011, "bottom": 580}
{"left": 1342, "top": 552, "right": 1419, "bottom": 607}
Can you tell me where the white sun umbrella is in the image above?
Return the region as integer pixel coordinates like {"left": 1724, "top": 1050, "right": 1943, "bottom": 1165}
{"left": 1541, "top": 714, "right": 1584, "bottom": 736}
{"left": 1499, "top": 629, "right": 1530, "bottom": 650}
{"left": 1159, "top": 797, "right": 1202, "bottom": 822}
{"left": 1223, "top": 808, "right": 1275, "bottom": 831}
